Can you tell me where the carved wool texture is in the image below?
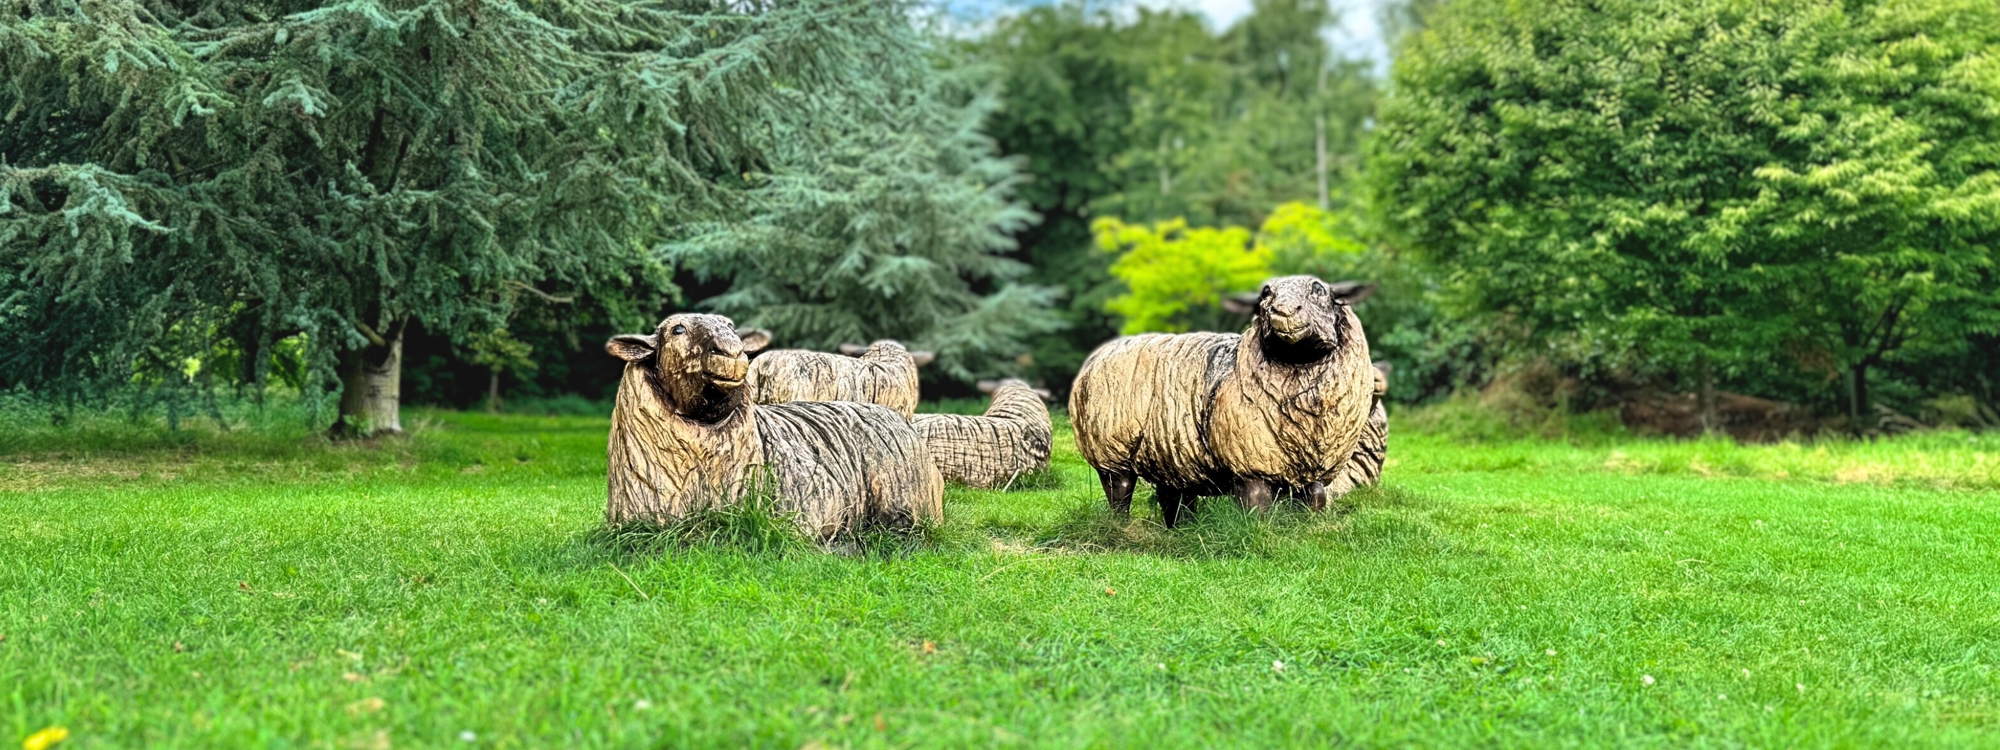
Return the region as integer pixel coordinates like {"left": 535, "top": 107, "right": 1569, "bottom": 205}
{"left": 753, "top": 401, "right": 943, "bottom": 535}
{"left": 1327, "top": 397, "right": 1388, "bottom": 496}
{"left": 1070, "top": 305, "right": 1379, "bottom": 494}
{"left": 1069, "top": 333, "right": 1237, "bottom": 489}
{"left": 1209, "top": 321, "right": 1376, "bottom": 485}
{"left": 607, "top": 367, "right": 941, "bottom": 537}
{"left": 607, "top": 364, "right": 762, "bottom": 526}
{"left": 910, "top": 381, "right": 1053, "bottom": 488}
{"left": 746, "top": 345, "right": 921, "bottom": 418}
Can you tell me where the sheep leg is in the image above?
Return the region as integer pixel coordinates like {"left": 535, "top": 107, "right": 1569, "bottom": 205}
{"left": 1237, "top": 478, "right": 1274, "bottom": 514}
{"left": 1098, "top": 469, "right": 1136, "bottom": 518}
{"left": 1158, "top": 487, "right": 1188, "bottom": 529}
{"left": 1304, "top": 481, "right": 1328, "bottom": 513}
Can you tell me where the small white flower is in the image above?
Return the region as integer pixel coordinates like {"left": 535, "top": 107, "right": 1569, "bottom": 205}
{"left": 1796, "top": 683, "right": 1806, "bottom": 694}
{"left": 1437, "top": 639, "right": 1448, "bottom": 647}
{"left": 1717, "top": 693, "right": 1727, "bottom": 700}
{"left": 1545, "top": 649, "right": 1557, "bottom": 657}
{"left": 459, "top": 730, "right": 477, "bottom": 742}
{"left": 634, "top": 699, "right": 652, "bottom": 711}
{"left": 1157, "top": 663, "right": 1166, "bottom": 670}
{"left": 1741, "top": 668, "right": 1751, "bottom": 678}
{"left": 1642, "top": 674, "right": 1656, "bottom": 686}
{"left": 1272, "top": 660, "right": 1286, "bottom": 673}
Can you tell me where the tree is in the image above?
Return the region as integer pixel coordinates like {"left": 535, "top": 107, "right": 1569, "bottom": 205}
{"left": 974, "top": 0, "right": 1378, "bottom": 388}
{"left": 1092, "top": 215, "right": 1270, "bottom": 334}
{"left": 0, "top": 0, "right": 953, "bottom": 434}
{"left": 664, "top": 50, "right": 1060, "bottom": 384}
{"left": 1367, "top": 0, "right": 2000, "bottom": 424}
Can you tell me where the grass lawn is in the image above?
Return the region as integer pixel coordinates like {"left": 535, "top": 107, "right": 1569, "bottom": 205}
{"left": 3, "top": 406, "right": 1998, "bottom": 748}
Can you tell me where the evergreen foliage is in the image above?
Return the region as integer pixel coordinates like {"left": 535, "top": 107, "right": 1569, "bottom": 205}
{"left": 1368, "top": 0, "right": 2000, "bottom": 419}
{"left": 664, "top": 49, "right": 1061, "bottom": 383}
{"left": 1, "top": 0, "right": 1042, "bottom": 427}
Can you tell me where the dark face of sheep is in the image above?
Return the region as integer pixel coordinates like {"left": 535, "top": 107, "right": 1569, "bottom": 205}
{"left": 1246, "top": 275, "right": 1370, "bottom": 365}
{"left": 607, "top": 314, "right": 755, "bottom": 424}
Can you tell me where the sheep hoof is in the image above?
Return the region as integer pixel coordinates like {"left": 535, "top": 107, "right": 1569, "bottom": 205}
{"left": 1237, "top": 478, "right": 1274, "bottom": 514}
{"left": 1305, "top": 481, "right": 1328, "bottom": 513}
{"left": 1158, "top": 487, "right": 1188, "bottom": 529}
{"left": 1098, "top": 470, "right": 1136, "bottom": 518}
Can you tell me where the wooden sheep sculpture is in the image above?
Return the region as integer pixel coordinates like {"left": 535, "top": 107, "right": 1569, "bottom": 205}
{"left": 1069, "top": 275, "right": 1384, "bottom": 526}
{"left": 910, "top": 379, "right": 1054, "bottom": 488}
{"left": 745, "top": 339, "right": 934, "bottom": 419}
{"left": 604, "top": 314, "right": 942, "bottom": 537}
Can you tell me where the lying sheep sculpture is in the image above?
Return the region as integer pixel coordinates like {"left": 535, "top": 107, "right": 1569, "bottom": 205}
{"left": 745, "top": 339, "right": 933, "bottom": 419}
{"left": 1069, "top": 275, "right": 1384, "bottom": 526}
{"left": 911, "top": 379, "right": 1055, "bottom": 488}
{"left": 605, "top": 314, "right": 942, "bottom": 537}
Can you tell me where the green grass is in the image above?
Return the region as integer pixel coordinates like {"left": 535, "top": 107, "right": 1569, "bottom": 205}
{"left": 3, "top": 407, "right": 1998, "bottom": 748}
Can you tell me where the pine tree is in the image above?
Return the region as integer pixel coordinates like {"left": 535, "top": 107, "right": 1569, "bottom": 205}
{"left": 665, "top": 41, "right": 1061, "bottom": 383}
{"left": 0, "top": 0, "right": 968, "bottom": 433}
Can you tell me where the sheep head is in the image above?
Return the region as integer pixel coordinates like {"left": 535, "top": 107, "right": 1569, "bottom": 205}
{"left": 1237, "top": 276, "right": 1372, "bottom": 365}
{"left": 607, "top": 314, "right": 754, "bottom": 424}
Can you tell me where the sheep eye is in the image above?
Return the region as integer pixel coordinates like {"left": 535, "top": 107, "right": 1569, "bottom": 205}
{"left": 671, "top": 324, "right": 686, "bottom": 335}
{"left": 1312, "top": 281, "right": 1326, "bottom": 295}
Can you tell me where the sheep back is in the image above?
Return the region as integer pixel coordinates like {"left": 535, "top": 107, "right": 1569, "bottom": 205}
{"left": 1210, "top": 308, "right": 1376, "bottom": 486}
{"left": 753, "top": 401, "right": 943, "bottom": 536}
{"left": 911, "top": 381, "right": 1053, "bottom": 488}
{"left": 1069, "top": 332, "right": 1238, "bottom": 490}
{"left": 607, "top": 363, "right": 763, "bottom": 525}
{"left": 746, "top": 347, "right": 921, "bottom": 419}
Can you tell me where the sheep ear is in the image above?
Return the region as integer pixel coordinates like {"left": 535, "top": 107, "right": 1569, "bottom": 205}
{"left": 1371, "top": 360, "right": 1392, "bottom": 396}
{"left": 1329, "top": 281, "right": 1376, "bottom": 305}
{"left": 1371, "top": 360, "right": 1393, "bottom": 377}
{"left": 1221, "top": 291, "right": 1260, "bottom": 316}
{"left": 606, "top": 334, "right": 658, "bottom": 362}
{"left": 738, "top": 327, "right": 772, "bottom": 354}
{"left": 1033, "top": 387, "right": 1055, "bottom": 402}
{"left": 910, "top": 351, "right": 936, "bottom": 367}
{"left": 977, "top": 380, "right": 1000, "bottom": 395}
{"left": 839, "top": 343, "right": 867, "bottom": 356}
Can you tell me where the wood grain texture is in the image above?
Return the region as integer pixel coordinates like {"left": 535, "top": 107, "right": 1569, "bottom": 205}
{"left": 745, "top": 341, "right": 922, "bottom": 419}
{"left": 1069, "top": 275, "right": 1386, "bottom": 512}
{"left": 911, "top": 379, "right": 1053, "bottom": 488}
{"left": 756, "top": 401, "right": 943, "bottom": 534}
{"left": 605, "top": 315, "right": 942, "bottom": 538}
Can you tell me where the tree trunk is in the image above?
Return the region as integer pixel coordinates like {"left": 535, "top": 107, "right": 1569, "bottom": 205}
{"left": 1315, "top": 64, "right": 1329, "bottom": 211}
{"left": 487, "top": 371, "right": 502, "bottom": 414}
{"left": 335, "top": 325, "right": 404, "bottom": 437}
{"left": 1697, "top": 354, "right": 1718, "bottom": 434}
{"left": 1849, "top": 363, "right": 1870, "bottom": 429}
{"left": 1315, "top": 113, "right": 1329, "bottom": 210}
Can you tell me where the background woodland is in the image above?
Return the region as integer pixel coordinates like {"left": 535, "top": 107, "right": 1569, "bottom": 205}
{"left": 3, "top": 0, "right": 1995, "bottom": 435}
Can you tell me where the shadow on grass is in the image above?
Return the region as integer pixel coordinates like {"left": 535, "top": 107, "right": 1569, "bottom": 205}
{"left": 1030, "top": 484, "right": 1440, "bottom": 559}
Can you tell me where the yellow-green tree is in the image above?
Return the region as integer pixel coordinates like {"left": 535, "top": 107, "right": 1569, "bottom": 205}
{"left": 1094, "top": 217, "right": 1270, "bottom": 335}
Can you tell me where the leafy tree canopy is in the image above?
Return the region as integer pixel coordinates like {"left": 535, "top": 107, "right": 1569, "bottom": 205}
{"left": 1368, "top": 0, "right": 2000, "bottom": 420}
{"left": 975, "top": 0, "right": 1379, "bottom": 388}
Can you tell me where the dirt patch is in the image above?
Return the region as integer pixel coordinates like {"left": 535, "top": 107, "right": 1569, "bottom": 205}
{"left": 1615, "top": 388, "right": 1826, "bottom": 442}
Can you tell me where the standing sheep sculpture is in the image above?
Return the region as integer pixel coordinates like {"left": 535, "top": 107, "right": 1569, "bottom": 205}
{"left": 605, "top": 314, "right": 942, "bottom": 538}
{"left": 745, "top": 339, "right": 933, "bottom": 419}
{"left": 911, "top": 379, "right": 1054, "bottom": 488}
{"left": 1069, "top": 275, "right": 1384, "bottom": 526}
